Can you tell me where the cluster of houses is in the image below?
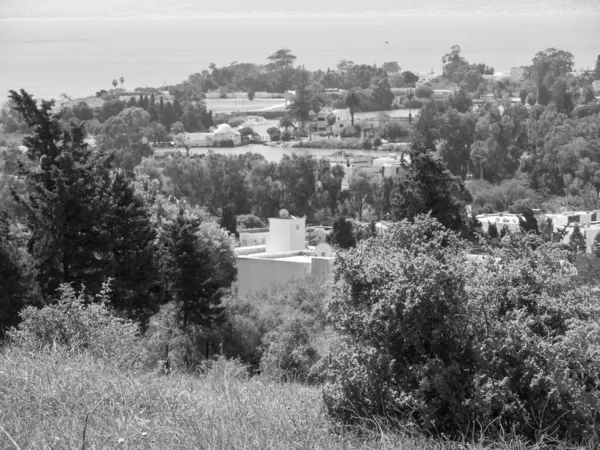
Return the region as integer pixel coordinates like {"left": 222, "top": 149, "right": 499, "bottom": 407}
{"left": 477, "top": 210, "right": 600, "bottom": 253}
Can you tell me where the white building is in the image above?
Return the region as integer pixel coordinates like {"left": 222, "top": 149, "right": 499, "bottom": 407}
{"left": 188, "top": 124, "right": 242, "bottom": 147}
{"left": 235, "top": 216, "right": 335, "bottom": 296}
{"left": 313, "top": 107, "right": 352, "bottom": 135}
{"left": 477, "top": 213, "right": 522, "bottom": 233}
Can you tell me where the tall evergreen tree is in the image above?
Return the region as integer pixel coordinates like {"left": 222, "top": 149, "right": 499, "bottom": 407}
{"left": 220, "top": 204, "right": 238, "bottom": 238}
{"left": 139, "top": 94, "right": 144, "bottom": 109}
{"left": 159, "top": 97, "right": 165, "bottom": 124}
{"left": 164, "top": 102, "right": 177, "bottom": 130}
{"left": 162, "top": 209, "right": 227, "bottom": 330}
{"left": 150, "top": 92, "right": 156, "bottom": 107}
{"left": 173, "top": 99, "right": 183, "bottom": 118}
{"left": 105, "top": 170, "right": 159, "bottom": 323}
{"left": 8, "top": 90, "right": 160, "bottom": 323}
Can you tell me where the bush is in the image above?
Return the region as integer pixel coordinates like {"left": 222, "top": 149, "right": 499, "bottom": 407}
{"left": 228, "top": 117, "right": 245, "bottom": 128}
{"left": 10, "top": 281, "right": 145, "bottom": 369}
{"left": 281, "top": 130, "right": 292, "bottom": 141}
{"left": 380, "top": 121, "right": 409, "bottom": 141}
{"left": 237, "top": 214, "right": 266, "bottom": 229}
{"left": 260, "top": 317, "right": 319, "bottom": 383}
{"left": 323, "top": 216, "right": 600, "bottom": 444}
{"left": 340, "top": 125, "right": 362, "bottom": 138}
{"left": 266, "top": 127, "right": 281, "bottom": 141}
{"left": 402, "top": 98, "right": 424, "bottom": 109}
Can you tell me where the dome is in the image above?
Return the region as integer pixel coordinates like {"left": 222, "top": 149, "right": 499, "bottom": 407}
{"left": 215, "top": 123, "right": 234, "bottom": 134}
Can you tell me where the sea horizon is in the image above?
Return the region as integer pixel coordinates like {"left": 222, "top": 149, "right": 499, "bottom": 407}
{"left": 1, "top": 9, "right": 598, "bottom": 100}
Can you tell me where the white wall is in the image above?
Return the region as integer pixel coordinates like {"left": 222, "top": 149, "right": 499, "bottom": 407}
{"left": 266, "top": 218, "right": 305, "bottom": 253}
{"left": 237, "top": 257, "right": 311, "bottom": 296}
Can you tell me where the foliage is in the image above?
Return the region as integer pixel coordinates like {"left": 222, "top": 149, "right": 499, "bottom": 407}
{"left": 9, "top": 90, "right": 160, "bottom": 323}
{"left": 158, "top": 208, "right": 236, "bottom": 331}
{"left": 324, "top": 217, "right": 600, "bottom": 444}
{"left": 568, "top": 223, "right": 586, "bottom": 253}
{"left": 328, "top": 216, "right": 356, "bottom": 249}
{"left": 391, "top": 149, "right": 471, "bottom": 232}
{"left": 260, "top": 317, "right": 319, "bottom": 383}
{"left": 380, "top": 121, "right": 409, "bottom": 141}
{"left": 9, "top": 281, "right": 144, "bottom": 369}
{"left": 237, "top": 214, "right": 266, "bottom": 229}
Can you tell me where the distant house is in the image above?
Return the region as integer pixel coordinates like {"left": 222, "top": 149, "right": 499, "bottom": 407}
{"left": 188, "top": 124, "right": 242, "bottom": 147}
{"left": 311, "top": 107, "right": 352, "bottom": 134}
{"left": 432, "top": 90, "right": 455, "bottom": 102}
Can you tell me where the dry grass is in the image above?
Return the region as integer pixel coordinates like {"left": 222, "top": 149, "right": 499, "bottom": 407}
{"left": 0, "top": 347, "right": 581, "bottom": 450}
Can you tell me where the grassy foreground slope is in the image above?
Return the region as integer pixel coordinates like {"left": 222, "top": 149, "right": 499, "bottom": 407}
{"left": 0, "top": 347, "right": 563, "bottom": 450}
{"left": 0, "top": 348, "right": 427, "bottom": 450}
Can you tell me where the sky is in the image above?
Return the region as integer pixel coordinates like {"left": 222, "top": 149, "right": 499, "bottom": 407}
{"left": 1, "top": 0, "right": 599, "bottom": 18}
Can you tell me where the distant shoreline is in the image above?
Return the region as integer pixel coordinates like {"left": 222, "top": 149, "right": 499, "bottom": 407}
{"left": 1, "top": 8, "right": 597, "bottom": 21}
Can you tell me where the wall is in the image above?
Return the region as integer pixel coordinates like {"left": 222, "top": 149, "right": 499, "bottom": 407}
{"left": 237, "top": 257, "right": 311, "bottom": 296}
{"left": 311, "top": 257, "right": 335, "bottom": 284}
{"left": 266, "top": 218, "right": 306, "bottom": 253}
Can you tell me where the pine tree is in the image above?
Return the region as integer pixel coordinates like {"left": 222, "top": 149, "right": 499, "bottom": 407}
{"left": 163, "top": 209, "right": 226, "bottom": 330}
{"left": 106, "top": 170, "right": 159, "bottom": 324}
{"left": 9, "top": 89, "right": 114, "bottom": 297}
{"left": 8, "top": 90, "right": 160, "bottom": 324}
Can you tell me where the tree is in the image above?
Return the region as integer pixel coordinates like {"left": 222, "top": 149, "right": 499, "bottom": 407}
{"left": 391, "top": 149, "right": 471, "bottom": 232}
{"left": 328, "top": 216, "right": 356, "bottom": 249}
{"left": 382, "top": 61, "right": 401, "bottom": 73}
{"left": 8, "top": 90, "right": 159, "bottom": 323}
{"left": 348, "top": 171, "right": 378, "bottom": 222}
{"left": 163, "top": 101, "right": 177, "bottom": 130}
{"left": 593, "top": 230, "right": 600, "bottom": 258}
{"left": 569, "top": 223, "right": 586, "bottom": 254}
{"left": 72, "top": 101, "right": 94, "bottom": 121}
{"left": 267, "top": 48, "right": 297, "bottom": 69}
{"left": 247, "top": 90, "right": 255, "bottom": 101}
{"left": 344, "top": 90, "right": 360, "bottom": 126}
{"left": 279, "top": 117, "right": 295, "bottom": 130}
{"left": 402, "top": 71, "right": 419, "bottom": 85}
{"left": 112, "top": 79, "right": 118, "bottom": 89}
{"left": 0, "top": 209, "right": 31, "bottom": 334}
{"left": 326, "top": 112, "right": 336, "bottom": 135}
{"left": 161, "top": 208, "right": 235, "bottom": 330}
{"left": 220, "top": 204, "right": 238, "bottom": 238}
{"left": 120, "top": 76, "right": 125, "bottom": 88}
{"left": 528, "top": 48, "right": 574, "bottom": 88}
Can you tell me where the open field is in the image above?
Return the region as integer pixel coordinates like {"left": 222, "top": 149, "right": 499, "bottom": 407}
{"left": 0, "top": 347, "right": 559, "bottom": 450}
{"left": 205, "top": 98, "right": 286, "bottom": 113}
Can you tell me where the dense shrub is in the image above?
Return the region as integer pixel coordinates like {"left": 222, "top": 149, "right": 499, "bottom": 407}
{"left": 340, "top": 125, "right": 362, "bottom": 138}
{"left": 237, "top": 214, "right": 266, "bottom": 229}
{"left": 260, "top": 317, "right": 319, "bottom": 383}
{"left": 10, "top": 282, "right": 145, "bottom": 369}
{"left": 216, "top": 278, "right": 330, "bottom": 368}
{"left": 267, "top": 127, "right": 281, "bottom": 141}
{"left": 323, "top": 215, "right": 600, "bottom": 444}
{"left": 227, "top": 117, "right": 245, "bottom": 128}
{"left": 380, "top": 121, "right": 409, "bottom": 141}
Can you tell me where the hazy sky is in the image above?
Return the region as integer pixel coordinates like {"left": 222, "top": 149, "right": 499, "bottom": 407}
{"left": 2, "top": 0, "right": 599, "bottom": 18}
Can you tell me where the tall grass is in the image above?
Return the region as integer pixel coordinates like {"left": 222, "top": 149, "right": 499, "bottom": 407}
{"left": 0, "top": 347, "right": 584, "bottom": 450}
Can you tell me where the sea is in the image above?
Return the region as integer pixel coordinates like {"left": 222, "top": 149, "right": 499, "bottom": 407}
{"left": 0, "top": 11, "right": 598, "bottom": 101}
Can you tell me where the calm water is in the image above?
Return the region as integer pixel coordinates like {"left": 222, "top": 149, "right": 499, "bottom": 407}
{"left": 1, "top": 12, "right": 598, "bottom": 100}
{"left": 154, "top": 144, "right": 400, "bottom": 162}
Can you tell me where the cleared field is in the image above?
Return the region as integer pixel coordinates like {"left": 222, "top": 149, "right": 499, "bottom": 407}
{"left": 205, "top": 98, "right": 286, "bottom": 113}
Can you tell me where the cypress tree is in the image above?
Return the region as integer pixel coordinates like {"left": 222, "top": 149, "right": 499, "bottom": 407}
{"left": 159, "top": 96, "right": 165, "bottom": 124}
{"left": 139, "top": 94, "right": 144, "bottom": 108}
{"left": 150, "top": 92, "right": 156, "bottom": 107}
{"left": 488, "top": 222, "right": 499, "bottom": 239}
{"left": 173, "top": 99, "right": 183, "bottom": 118}
{"left": 164, "top": 102, "right": 176, "bottom": 130}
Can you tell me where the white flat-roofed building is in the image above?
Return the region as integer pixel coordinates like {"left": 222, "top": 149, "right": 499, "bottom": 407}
{"left": 235, "top": 215, "right": 335, "bottom": 296}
